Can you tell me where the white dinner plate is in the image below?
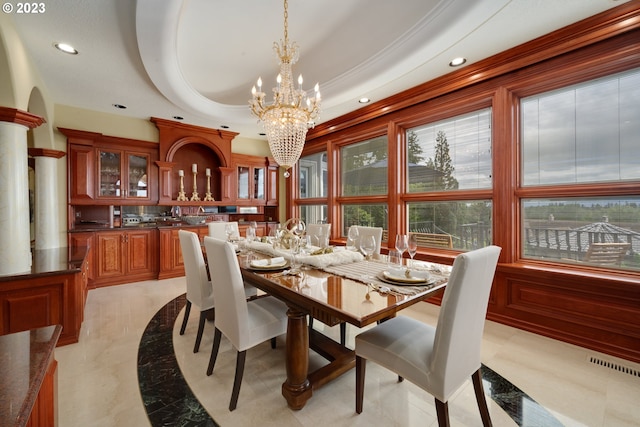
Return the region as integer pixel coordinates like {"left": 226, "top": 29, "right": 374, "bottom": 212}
{"left": 378, "top": 271, "right": 434, "bottom": 285}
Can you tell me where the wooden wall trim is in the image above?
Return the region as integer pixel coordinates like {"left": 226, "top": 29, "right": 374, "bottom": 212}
{"left": 0, "top": 107, "right": 45, "bottom": 128}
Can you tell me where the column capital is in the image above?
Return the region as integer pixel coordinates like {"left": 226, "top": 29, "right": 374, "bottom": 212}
{"left": 0, "top": 106, "right": 45, "bottom": 128}
{"left": 28, "top": 148, "right": 66, "bottom": 159}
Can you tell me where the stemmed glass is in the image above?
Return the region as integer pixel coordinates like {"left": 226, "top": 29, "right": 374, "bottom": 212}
{"left": 291, "top": 219, "right": 306, "bottom": 238}
{"left": 245, "top": 226, "right": 256, "bottom": 254}
{"left": 395, "top": 234, "right": 408, "bottom": 260}
{"left": 225, "top": 223, "right": 235, "bottom": 242}
{"left": 360, "top": 235, "right": 376, "bottom": 260}
{"left": 346, "top": 226, "right": 359, "bottom": 251}
{"left": 289, "top": 236, "right": 301, "bottom": 273}
{"left": 407, "top": 233, "right": 418, "bottom": 268}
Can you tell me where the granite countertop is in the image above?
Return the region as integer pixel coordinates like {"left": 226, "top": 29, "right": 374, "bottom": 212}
{"left": 0, "top": 325, "right": 62, "bottom": 427}
{"left": 0, "top": 246, "right": 88, "bottom": 282}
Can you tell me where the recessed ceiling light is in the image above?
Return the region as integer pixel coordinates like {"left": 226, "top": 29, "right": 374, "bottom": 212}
{"left": 449, "top": 57, "right": 467, "bottom": 67}
{"left": 112, "top": 104, "right": 127, "bottom": 109}
{"left": 172, "top": 116, "right": 183, "bottom": 120}
{"left": 358, "top": 97, "right": 370, "bottom": 104}
{"left": 54, "top": 42, "right": 78, "bottom": 55}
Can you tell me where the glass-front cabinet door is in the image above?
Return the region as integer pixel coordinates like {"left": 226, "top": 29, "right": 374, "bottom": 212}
{"left": 238, "top": 166, "right": 250, "bottom": 199}
{"left": 127, "top": 154, "right": 149, "bottom": 198}
{"left": 98, "top": 150, "right": 122, "bottom": 198}
{"left": 254, "top": 167, "right": 265, "bottom": 200}
{"left": 98, "top": 150, "right": 150, "bottom": 200}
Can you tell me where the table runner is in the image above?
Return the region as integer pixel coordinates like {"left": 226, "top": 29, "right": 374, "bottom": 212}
{"left": 245, "top": 241, "right": 365, "bottom": 268}
{"left": 322, "top": 260, "right": 449, "bottom": 295}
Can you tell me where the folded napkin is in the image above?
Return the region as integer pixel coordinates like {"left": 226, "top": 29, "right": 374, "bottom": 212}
{"left": 250, "top": 257, "right": 286, "bottom": 267}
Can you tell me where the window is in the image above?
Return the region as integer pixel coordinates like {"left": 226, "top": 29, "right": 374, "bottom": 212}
{"left": 521, "top": 69, "right": 640, "bottom": 270}
{"left": 408, "top": 201, "right": 492, "bottom": 251}
{"left": 299, "top": 152, "right": 327, "bottom": 198}
{"left": 522, "top": 69, "right": 640, "bottom": 185}
{"left": 342, "top": 203, "right": 388, "bottom": 237}
{"left": 341, "top": 136, "right": 388, "bottom": 196}
{"left": 300, "top": 205, "right": 328, "bottom": 226}
{"left": 405, "top": 109, "right": 493, "bottom": 250}
{"left": 408, "top": 109, "right": 492, "bottom": 192}
{"left": 522, "top": 197, "right": 640, "bottom": 270}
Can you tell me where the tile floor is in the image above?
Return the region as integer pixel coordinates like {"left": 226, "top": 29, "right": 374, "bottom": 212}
{"left": 56, "top": 278, "right": 640, "bottom": 427}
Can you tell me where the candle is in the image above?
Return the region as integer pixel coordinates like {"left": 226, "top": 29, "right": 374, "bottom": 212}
{"left": 206, "top": 168, "right": 211, "bottom": 177}
{"left": 192, "top": 164, "right": 197, "bottom": 173}
{"left": 178, "top": 169, "right": 184, "bottom": 177}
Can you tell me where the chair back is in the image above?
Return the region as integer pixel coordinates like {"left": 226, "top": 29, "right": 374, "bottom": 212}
{"left": 307, "top": 223, "right": 331, "bottom": 247}
{"left": 355, "top": 226, "right": 383, "bottom": 256}
{"left": 178, "top": 230, "right": 213, "bottom": 309}
{"left": 208, "top": 221, "right": 239, "bottom": 240}
{"left": 430, "top": 245, "right": 501, "bottom": 401}
{"left": 203, "top": 236, "right": 250, "bottom": 349}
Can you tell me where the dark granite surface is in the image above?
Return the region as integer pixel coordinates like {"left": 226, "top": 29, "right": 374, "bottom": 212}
{"left": 137, "top": 294, "right": 565, "bottom": 426}
{"left": 0, "top": 246, "right": 88, "bottom": 282}
{"left": 0, "top": 324, "right": 62, "bottom": 427}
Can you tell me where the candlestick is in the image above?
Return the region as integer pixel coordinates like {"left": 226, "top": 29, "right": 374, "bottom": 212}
{"left": 192, "top": 163, "right": 197, "bottom": 173}
{"left": 190, "top": 170, "right": 201, "bottom": 201}
{"left": 206, "top": 168, "right": 211, "bottom": 177}
{"left": 204, "top": 174, "right": 215, "bottom": 201}
{"left": 176, "top": 171, "right": 188, "bottom": 201}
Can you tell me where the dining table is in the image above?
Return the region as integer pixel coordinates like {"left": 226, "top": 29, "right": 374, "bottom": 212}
{"left": 237, "top": 241, "right": 450, "bottom": 410}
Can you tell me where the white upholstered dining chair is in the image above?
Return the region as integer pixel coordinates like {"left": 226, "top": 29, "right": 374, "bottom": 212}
{"left": 355, "top": 245, "right": 501, "bottom": 426}
{"left": 307, "top": 223, "right": 331, "bottom": 247}
{"left": 178, "top": 230, "right": 215, "bottom": 353}
{"left": 203, "top": 236, "right": 288, "bottom": 411}
{"left": 208, "top": 221, "right": 239, "bottom": 241}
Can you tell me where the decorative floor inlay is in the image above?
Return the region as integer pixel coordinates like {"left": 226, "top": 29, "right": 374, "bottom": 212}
{"left": 137, "top": 294, "right": 564, "bottom": 426}
{"left": 137, "top": 294, "right": 219, "bottom": 427}
{"left": 481, "top": 364, "right": 564, "bottom": 426}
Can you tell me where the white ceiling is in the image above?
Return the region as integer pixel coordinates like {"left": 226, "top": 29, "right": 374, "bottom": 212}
{"left": 8, "top": 0, "right": 628, "bottom": 140}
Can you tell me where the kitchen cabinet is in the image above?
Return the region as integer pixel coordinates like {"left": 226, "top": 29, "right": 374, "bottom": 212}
{"left": 68, "top": 231, "right": 95, "bottom": 284}
{"left": 158, "top": 226, "right": 208, "bottom": 279}
{"left": 233, "top": 154, "right": 279, "bottom": 206}
{"left": 94, "top": 229, "right": 157, "bottom": 287}
{"left": 68, "top": 144, "right": 95, "bottom": 202}
{"left": 61, "top": 128, "right": 158, "bottom": 205}
{"left": 97, "top": 149, "right": 152, "bottom": 201}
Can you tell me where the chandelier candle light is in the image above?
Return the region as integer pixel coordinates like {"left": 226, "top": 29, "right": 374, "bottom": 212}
{"left": 249, "top": 0, "right": 321, "bottom": 178}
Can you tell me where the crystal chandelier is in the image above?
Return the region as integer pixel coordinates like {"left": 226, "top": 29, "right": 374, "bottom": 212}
{"left": 249, "top": 0, "right": 321, "bottom": 178}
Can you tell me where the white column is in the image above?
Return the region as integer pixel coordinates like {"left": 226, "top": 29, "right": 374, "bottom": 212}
{"left": 0, "top": 121, "right": 32, "bottom": 275}
{"left": 34, "top": 156, "right": 60, "bottom": 250}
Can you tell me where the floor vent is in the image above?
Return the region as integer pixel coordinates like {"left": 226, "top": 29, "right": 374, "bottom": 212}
{"left": 588, "top": 356, "right": 640, "bottom": 378}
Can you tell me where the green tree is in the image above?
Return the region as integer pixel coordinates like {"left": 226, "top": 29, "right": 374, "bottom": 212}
{"left": 426, "top": 130, "right": 458, "bottom": 190}
{"left": 407, "top": 130, "right": 425, "bottom": 165}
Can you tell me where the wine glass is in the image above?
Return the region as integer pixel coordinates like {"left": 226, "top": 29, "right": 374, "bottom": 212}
{"left": 291, "top": 219, "right": 306, "bottom": 238}
{"left": 360, "top": 235, "right": 376, "bottom": 260}
{"left": 225, "top": 223, "right": 235, "bottom": 242}
{"left": 395, "top": 234, "right": 408, "bottom": 259}
{"left": 289, "top": 236, "right": 301, "bottom": 273}
{"left": 245, "top": 226, "right": 256, "bottom": 254}
{"left": 407, "top": 233, "right": 418, "bottom": 268}
{"left": 346, "top": 226, "right": 359, "bottom": 251}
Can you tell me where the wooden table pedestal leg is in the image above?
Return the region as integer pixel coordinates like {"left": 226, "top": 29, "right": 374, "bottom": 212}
{"left": 281, "top": 307, "right": 312, "bottom": 409}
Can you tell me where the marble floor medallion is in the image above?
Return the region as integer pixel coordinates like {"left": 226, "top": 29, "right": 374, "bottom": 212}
{"left": 137, "top": 293, "right": 218, "bottom": 427}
